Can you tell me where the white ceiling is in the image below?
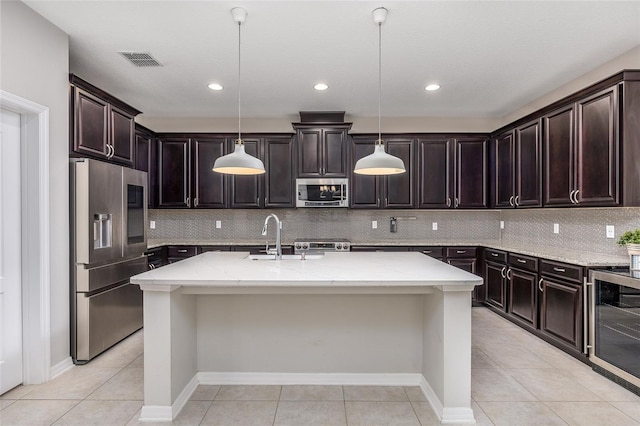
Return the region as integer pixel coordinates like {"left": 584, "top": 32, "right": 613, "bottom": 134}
{"left": 23, "top": 1, "right": 640, "bottom": 121}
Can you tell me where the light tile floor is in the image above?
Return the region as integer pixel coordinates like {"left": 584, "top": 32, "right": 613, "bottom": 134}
{"left": 2, "top": 307, "right": 640, "bottom": 425}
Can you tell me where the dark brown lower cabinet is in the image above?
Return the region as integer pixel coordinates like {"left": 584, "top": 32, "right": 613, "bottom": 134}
{"left": 540, "top": 278, "right": 583, "bottom": 351}
{"left": 508, "top": 267, "right": 538, "bottom": 329}
{"left": 485, "top": 261, "right": 506, "bottom": 310}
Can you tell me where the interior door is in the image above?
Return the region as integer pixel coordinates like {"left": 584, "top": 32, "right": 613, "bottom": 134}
{"left": 0, "top": 108, "right": 23, "bottom": 394}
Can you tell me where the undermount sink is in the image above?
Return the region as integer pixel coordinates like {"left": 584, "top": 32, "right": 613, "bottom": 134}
{"left": 247, "top": 253, "right": 324, "bottom": 261}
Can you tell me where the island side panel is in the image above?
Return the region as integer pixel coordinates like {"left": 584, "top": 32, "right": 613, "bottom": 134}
{"left": 195, "top": 294, "right": 424, "bottom": 374}
{"left": 171, "top": 289, "right": 197, "bottom": 402}
{"left": 422, "top": 288, "right": 474, "bottom": 423}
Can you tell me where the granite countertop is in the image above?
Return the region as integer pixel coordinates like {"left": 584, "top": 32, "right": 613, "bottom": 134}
{"left": 147, "top": 239, "right": 629, "bottom": 267}
{"left": 131, "top": 251, "right": 482, "bottom": 289}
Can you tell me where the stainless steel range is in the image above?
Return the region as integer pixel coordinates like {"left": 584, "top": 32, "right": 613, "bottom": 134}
{"left": 294, "top": 238, "right": 350, "bottom": 254}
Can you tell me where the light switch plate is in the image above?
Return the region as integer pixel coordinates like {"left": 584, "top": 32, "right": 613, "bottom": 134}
{"left": 500, "top": 221, "right": 505, "bottom": 229}
{"left": 149, "top": 220, "right": 156, "bottom": 229}
{"left": 215, "top": 220, "right": 222, "bottom": 229}
{"left": 432, "top": 222, "right": 438, "bottom": 231}
{"left": 372, "top": 220, "right": 377, "bottom": 229}
{"left": 606, "top": 225, "right": 615, "bottom": 238}
{"left": 553, "top": 223, "right": 560, "bottom": 234}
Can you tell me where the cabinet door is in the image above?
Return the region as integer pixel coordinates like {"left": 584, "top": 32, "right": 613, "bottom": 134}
{"left": 158, "top": 138, "right": 190, "bottom": 208}
{"left": 418, "top": 138, "right": 452, "bottom": 208}
{"left": 384, "top": 138, "right": 415, "bottom": 208}
{"left": 74, "top": 88, "right": 109, "bottom": 158}
{"left": 448, "top": 258, "right": 480, "bottom": 302}
{"left": 492, "top": 131, "right": 514, "bottom": 208}
{"left": 193, "top": 137, "right": 227, "bottom": 208}
{"left": 134, "top": 131, "right": 156, "bottom": 208}
{"left": 297, "top": 128, "right": 322, "bottom": 177}
{"left": 323, "top": 129, "right": 348, "bottom": 177}
{"left": 230, "top": 138, "right": 262, "bottom": 208}
{"left": 515, "top": 120, "right": 542, "bottom": 207}
{"left": 109, "top": 105, "right": 134, "bottom": 165}
{"left": 485, "top": 262, "right": 506, "bottom": 310}
{"left": 264, "top": 137, "right": 295, "bottom": 207}
{"left": 350, "top": 137, "right": 382, "bottom": 208}
{"left": 543, "top": 105, "right": 574, "bottom": 206}
{"left": 576, "top": 87, "right": 619, "bottom": 206}
{"left": 540, "top": 278, "right": 582, "bottom": 350}
{"left": 456, "top": 138, "right": 488, "bottom": 208}
{"left": 508, "top": 268, "right": 538, "bottom": 329}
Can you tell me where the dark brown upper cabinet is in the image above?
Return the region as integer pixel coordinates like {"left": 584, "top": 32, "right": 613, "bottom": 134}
{"left": 294, "top": 124, "right": 351, "bottom": 177}
{"left": 349, "top": 136, "right": 416, "bottom": 209}
{"left": 418, "top": 136, "right": 488, "bottom": 209}
{"left": 192, "top": 137, "right": 228, "bottom": 208}
{"left": 134, "top": 125, "right": 157, "bottom": 208}
{"left": 544, "top": 86, "right": 618, "bottom": 206}
{"left": 157, "top": 137, "right": 190, "bottom": 208}
{"left": 229, "top": 136, "right": 296, "bottom": 208}
{"left": 492, "top": 120, "right": 542, "bottom": 208}
{"left": 70, "top": 75, "right": 140, "bottom": 166}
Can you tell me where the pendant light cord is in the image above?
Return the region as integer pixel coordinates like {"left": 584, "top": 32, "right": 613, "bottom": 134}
{"left": 237, "top": 20, "right": 242, "bottom": 144}
{"left": 377, "top": 21, "right": 382, "bottom": 146}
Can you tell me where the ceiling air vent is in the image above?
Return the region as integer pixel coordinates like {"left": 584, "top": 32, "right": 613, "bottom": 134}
{"left": 118, "top": 52, "right": 162, "bottom": 67}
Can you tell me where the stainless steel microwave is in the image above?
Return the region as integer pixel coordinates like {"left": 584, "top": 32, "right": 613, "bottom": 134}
{"left": 296, "top": 178, "right": 348, "bottom": 207}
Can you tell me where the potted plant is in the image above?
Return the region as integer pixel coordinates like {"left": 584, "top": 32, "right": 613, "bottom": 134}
{"left": 618, "top": 229, "right": 640, "bottom": 269}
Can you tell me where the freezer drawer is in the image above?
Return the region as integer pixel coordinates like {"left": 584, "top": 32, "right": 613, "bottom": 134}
{"left": 74, "top": 282, "right": 143, "bottom": 363}
{"left": 75, "top": 255, "right": 147, "bottom": 293}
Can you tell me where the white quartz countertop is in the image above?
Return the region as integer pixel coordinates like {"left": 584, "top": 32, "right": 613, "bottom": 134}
{"left": 131, "top": 251, "right": 482, "bottom": 290}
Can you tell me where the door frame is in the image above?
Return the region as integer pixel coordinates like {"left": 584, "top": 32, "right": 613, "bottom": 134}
{"left": 0, "top": 90, "right": 51, "bottom": 384}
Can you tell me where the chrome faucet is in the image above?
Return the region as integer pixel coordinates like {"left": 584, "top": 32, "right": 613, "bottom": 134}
{"left": 261, "top": 213, "right": 282, "bottom": 260}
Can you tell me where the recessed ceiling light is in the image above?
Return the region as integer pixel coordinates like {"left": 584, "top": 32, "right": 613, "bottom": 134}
{"left": 314, "top": 83, "right": 329, "bottom": 91}
{"left": 425, "top": 84, "right": 440, "bottom": 91}
{"left": 208, "top": 83, "right": 223, "bottom": 91}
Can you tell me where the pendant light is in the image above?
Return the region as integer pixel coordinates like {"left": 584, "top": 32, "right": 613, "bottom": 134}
{"left": 213, "top": 7, "right": 265, "bottom": 175}
{"left": 354, "top": 7, "right": 406, "bottom": 176}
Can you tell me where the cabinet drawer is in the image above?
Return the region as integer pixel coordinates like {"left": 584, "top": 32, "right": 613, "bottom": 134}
{"left": 508, "top": 253, "right": 538, "bottom": 272}
{"left": 167, "top": 245, "right": 198, "bottom": 258}
{"left": 413, "top": 247, "right": 444, "bottom": 258}
{"left": 200, "top": 246, "right": 231, "bottom": 253}
{"left": 144, "top": 247, "right": 164, "bottom": 263}
{"left": 485, "top": 248, "right": 507, "bottom": 263}
{"left": 540, "top": 259, "right": 583, "bottom": 284}
{"left": 446, "top": 247, "right": 478, "bottom": 258}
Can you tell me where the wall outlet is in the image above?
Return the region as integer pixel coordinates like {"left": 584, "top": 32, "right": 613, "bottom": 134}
{"left": 215, "top": 220, "right": 222, "bottom": 229}
{"left": 606, "top": 225, "right": 615, "bottom": 238}
{"left": 500, "top": 220, "right": 505, "bottom": 229}
{"left": 372, "top": 220, "right": 378, "bottom": 229}
{"left": 553, "top": 223, "right": 560, "bottom": 234}
{"left": 432, "top": 222, "right": 438, "bottom": 231}
{"left": 149, "top": 220, "right": 156, "bottom": 229}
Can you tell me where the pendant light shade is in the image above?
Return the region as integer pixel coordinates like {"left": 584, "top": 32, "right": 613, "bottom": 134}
{"left": 213, "top": 7, "right": 265, "bottom": 175}
{"left": 354, "top": 7, "right": 405, "bottom": 176}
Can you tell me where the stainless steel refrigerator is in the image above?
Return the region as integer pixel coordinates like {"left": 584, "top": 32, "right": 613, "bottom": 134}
{"left": 70, "top": 158, "right": 148, "bottom": 364}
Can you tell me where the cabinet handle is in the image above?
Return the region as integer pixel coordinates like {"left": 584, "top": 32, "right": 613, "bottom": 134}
{"left": 553, "top": 267, "right": 566, "bottom": 273}
{"left": 149, "top": 263, "right": 155, "bottom": 270}
{"left": 569, "top": 189, "right": 577, "bottom": 204}
{"left": 186, "top": 197, "right": 190, "bottom": 207}
{"left": 539, "top": 278, "right": 544, "bottom": 292}
{"left": 106, "top": 144, "right": 113, "bottom": 158}
{"left": 456, "top": 250, "right": 466, "bottom": 254}
{"left": 509, "top": 195, "right": 515, "bottom": 207}
{"left": 194, "top": 197, "right": 198, "bottom": 207}
{"left": 177, "top": 249, "right": 187, "bottom": 253}
{"left": 500, "top": 266, "right": 506, "bottom": 279}
{"left": 516, "top": 259, "right": 527, "bottom": 264}
{"left": 423, "top": 250, "right": 432, "bottom": 254}
{"left": 491, "top": 253, "right": 499, "bottom": 257}
{"left": 447, "top": 197, "right": 451, "bottom": 207}
{"left": 515, "top": 195, "right": 520, "bottom": 206}
{"left": 506, "top": 269, "right": 512, "bottom": 280}
{"left": 385, "top": 197, "right": 388, "bottom": 207}
{"left": 377, "top": 198, "right": 380, "bottom": 207}
{"left": 574, "top": 189, "right": 580, "bottom": 204}
{"left": 455, "top": 198, "right": 459, "bottom": 208}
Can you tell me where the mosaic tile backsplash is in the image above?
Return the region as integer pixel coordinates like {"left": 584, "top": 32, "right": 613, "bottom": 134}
{"left": 148, "top": 207, "right": 640, "bottom": 254}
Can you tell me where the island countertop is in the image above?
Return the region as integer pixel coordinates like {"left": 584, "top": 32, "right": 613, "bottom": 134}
{"left": 131, "top": 251, "right": 483, "bottom": 289}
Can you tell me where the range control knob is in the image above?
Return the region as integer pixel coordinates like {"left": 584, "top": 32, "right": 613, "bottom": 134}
{"left": 336, "top": 243, "right": 343, "bottom": 250}
{"left": 295, "top": 243, "right": 301, "bottom": 249}
{"left": 302, "top": 243, "right": 309, "bottom": 249}
{"left": 343, "top": 243, "right": 349, "bottom": 251}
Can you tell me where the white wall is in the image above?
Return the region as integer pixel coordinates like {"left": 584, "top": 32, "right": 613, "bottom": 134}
{"left": 0, "top": 1, "right": 70, "bottom": 368}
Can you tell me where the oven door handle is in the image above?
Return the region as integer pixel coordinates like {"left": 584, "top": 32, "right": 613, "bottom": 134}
{"left": 584, "top": 276, "right": 593, "bottom": 355}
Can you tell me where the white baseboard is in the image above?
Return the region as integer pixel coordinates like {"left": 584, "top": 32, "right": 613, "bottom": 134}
{"left": 418, "top": 375, "right": 476, "bottom": 424}
{"left": 139, "top": 374, "right": 198, "bottom": 422}
{"left": 49, "top": 357, "right": 73, "bottom": 380}
{"left": 197, "top": 372, "right": 423, "bottom": 386}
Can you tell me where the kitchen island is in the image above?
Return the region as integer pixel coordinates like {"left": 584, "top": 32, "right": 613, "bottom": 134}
{"left": 131, "top": 251, "right": 482, "bottom": 423}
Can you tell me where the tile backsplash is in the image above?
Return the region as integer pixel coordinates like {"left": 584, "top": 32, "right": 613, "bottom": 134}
{"left": 148, "top": 207, "right": 640, "bottom": 254}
